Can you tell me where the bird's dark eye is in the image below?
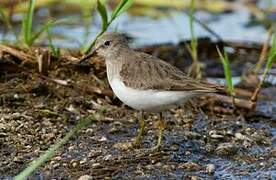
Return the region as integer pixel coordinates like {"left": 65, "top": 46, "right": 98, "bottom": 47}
{"left": 104, "top": 41, "right": 111, "bottom": 46}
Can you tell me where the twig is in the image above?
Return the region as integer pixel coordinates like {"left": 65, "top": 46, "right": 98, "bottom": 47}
{"left": 0, "top": 44, "right": 35, "bottom": 63}
{"left": 212, "top": 94, "right": 255, "bottom": 110}
{"left": 233, "top": 87, "right": 264, "bottom": 99}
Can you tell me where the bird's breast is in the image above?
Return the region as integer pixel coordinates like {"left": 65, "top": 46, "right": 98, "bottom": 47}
{"left": 108, "top": 77, "right": 197, "bottom": 112}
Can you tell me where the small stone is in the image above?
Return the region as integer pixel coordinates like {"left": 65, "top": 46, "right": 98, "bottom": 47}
{"left": 78, "top": 175, "right": 93, "bottom": 180}
{"left": 92, "top": 163, "right": 101, "bottom": 168}
{"left": 103, "top": 154, "right": 112, "bottom": 161}
{"left": 72, "top": 162, "right": 78, "bottom": 168}
{"left": 191, "top": 176, "right": 199, "bottom": 180}
{"left": 99, "top": 136, "right": 107, "bottom": 142}
{"left": 178, "top": 162, "right": 201, "bottom": 171}
{"left": 145, "top": 164, "right": 154, "bottom": 170}
{"left": 0, "top": 123, "right": 6, "bottom": 130}
{"left": 46, "top": 133, "right": 55, "bottom": 140}
{"left": 53, "top": 156, "right": 62, "bottom": 161}
{"left": 216, "top": 143, "right": 238, "bottom": 155}
{"left": 185, "top": 131, "right": 201, "bottom": 138}
{"left": 68, "top": 145, "right": 75, "bottom": 151}
{"left": 206, "top": 164, "right": 215, "bottom": 174}
{"left": 226, "top": 130, "right": 234, "bottom": 135}
{"left": 235, "top": 132, "right": 246, "bottom": 140}
{"left": 88, "top": 150, "right": 101, "bottom": 158}
{"left": 270, "top": 147, "right": 276, "bottom": 157}
{"left": 209, "top": 130, "right": 224, "bottom": 139}
{"left": 80, "top": 158, "right": 87, "bottom": 164}
{"left": 162, "top": 164, "right": 175, "bottom": 171}
{"left": 185, "top": 151, "right": 191, "bottom": 155}
{"left": 66, "top": 104, "right": 79, "bottom": 114}
{"left": 170, "top": 144, "right": 179, "bottom": 151}
{"left": 155, "top": 162, "right": 162, "bottom": 167}
{"left": 108, "top": 127, "right": 121, "bottom": 134}
{"left": 113, "top": 142, "right": 132, "bottom": 151}
{"left": 85, "top": 128, "right": 94, "bottom": 134}
{"left": 53, "top": 163, "right": 60, "bottom": 169}
{"left": 210, "top": 134, "right": 224, "bottom": 139}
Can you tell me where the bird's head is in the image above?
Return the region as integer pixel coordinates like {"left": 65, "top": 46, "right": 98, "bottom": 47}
{"left": 79, "top": 32, "right": 128, "bottom": 63}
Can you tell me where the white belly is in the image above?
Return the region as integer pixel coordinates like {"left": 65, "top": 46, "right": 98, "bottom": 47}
{"left": 109, "top": 78, "right": 197, "bottom": 112}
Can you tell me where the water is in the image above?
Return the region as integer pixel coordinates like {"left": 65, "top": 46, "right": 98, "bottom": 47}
{"left": 0, "top": 8, "right": 269, "bottom": 49}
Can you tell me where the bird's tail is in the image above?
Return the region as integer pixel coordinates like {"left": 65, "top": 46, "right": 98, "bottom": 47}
{"left": 193, "top": 80, "right": 227, "bottom": 94}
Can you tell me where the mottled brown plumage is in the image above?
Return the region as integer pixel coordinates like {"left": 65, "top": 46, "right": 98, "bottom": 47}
{"left": 119, "top": 51, "right": 222, "bottom": 92}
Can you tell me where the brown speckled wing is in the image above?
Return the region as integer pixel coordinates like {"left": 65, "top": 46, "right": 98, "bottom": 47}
{"left": 119, "top": 51, "right": 222, "bottom": 92}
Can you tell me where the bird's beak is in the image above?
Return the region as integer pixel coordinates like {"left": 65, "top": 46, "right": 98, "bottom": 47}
{"left": 78, "top": 47, "right": 97, "bottom": 64}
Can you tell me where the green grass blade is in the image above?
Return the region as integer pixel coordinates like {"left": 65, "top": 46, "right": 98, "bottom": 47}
{"left": 46, "top": 26, "right": 60, "bottom": 56}
{"left": 216, "top": 46, "right": 235, "bottom": 95}
{"left": 0, "top": 6, "right": 5, "bottom": 22}
{"left": 28, "top": 21, "right": 54, "bottom": 46}
{"left": 22, "top": 0, "right": 36, "bottom": 46}
{"left": 84, "top": 0, "right": 134, "bottom": 53}
{"left": 97, "top": 0, "right": 108, "bottom": 31}
{"left": 28, "top": 18, "right": 69, "bottom": 46}
{"left": 82, "top": 33, "right": 102, "bottom": 53}
{"left": 110, "top": 0, "right": 134, "bottom": 22}
{"left": 0, "top": 6, "right": 20, "bottom": 44}
{"left": 263, "top": 34, "right": 276, "bottom": 80}
{"left": 14, "top": 115, "right": 97, "bottom": 180}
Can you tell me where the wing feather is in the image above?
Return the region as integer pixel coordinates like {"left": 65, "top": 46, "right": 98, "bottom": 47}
{"left": 119, "top": 51, "right": 223, "bottom": 93}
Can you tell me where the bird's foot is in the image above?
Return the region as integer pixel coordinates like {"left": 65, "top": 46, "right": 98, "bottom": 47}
{"left": 132, "top": 115, "right": 146, "bottom": 148}
{"left": 150, "top": 116, "right": 165, "bottom": 152}
{"left": 132, "top": 136, "right": 142, "bottom": 148}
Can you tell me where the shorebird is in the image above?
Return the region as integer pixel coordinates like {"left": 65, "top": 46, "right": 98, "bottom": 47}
{"left": 79, "top": 32, "right": 224, "bottom": 151}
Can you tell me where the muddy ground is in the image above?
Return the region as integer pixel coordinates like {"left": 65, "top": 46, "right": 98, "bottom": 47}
{"left": 0, "top": 41, "right": 275, "bottom": 179}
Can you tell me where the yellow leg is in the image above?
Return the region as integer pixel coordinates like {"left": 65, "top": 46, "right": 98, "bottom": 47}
{"left": 151, "top": 113, "right": 165, "bottom": 151}
{"left": 133, "top": 112, "right": 146, "bottom": 147}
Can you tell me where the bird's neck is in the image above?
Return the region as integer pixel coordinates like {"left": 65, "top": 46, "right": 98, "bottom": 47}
{"left": 105, "top": 47, "right": 129, "bottom": 82}
{"left": 106, "top": 44, "right": 128, "bottom": 60}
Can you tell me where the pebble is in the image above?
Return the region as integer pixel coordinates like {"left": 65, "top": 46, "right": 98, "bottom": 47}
{"left": 80, "top": 158, "right": 87, "bottom": 165}
{"left": 88, "top": 149, "right": 102, "bottom": 158}
{"left": 85, "top": 128, "right": 94, "bottom": 134}
{"left": 209, "top": 130, "right": 224, "bottom": 139}
{"left": 113, "top": 142, "right": 132, "bottom": 151}
{"left": 206, "top": 164, "right": 215, "bottom": 174}
{"left": 53, "top": 163, "right": 60, "bottom": 169}
{"left": 92, "top": 163, "right": 101, "bottom": 168}
{"left": 210, "top": 134, "right": 224, "bottom": 139}
{"left": 108, "top": 127, "right": 121, "bottom": 134}
{"left": 78, "top": 175, "right": 93, "bottom": 180}
{"left": 162, "top": 164, "right": 175, "bottom": 171}
{"left": 178, "top": 162, "right": 201, "bottom": 171}
{"left": 215, "top": 142, "right": 238, "bottom": 155}
{"left": 235, "top": 132, "right": 250, "bottom": 141}
{"left": 53, "top": 156, "right": 62, "bottom": 161}
{"left": 170, "top": 144, "right": 179, "bottom": 151}
{"left": 99, "top": 136, "right": 107, "bottom": 142}
{"left": 72, "top": 162, "right": 78, "bottom": 168}
{"left": 270, "top": 147, "right": 276, "bottom": 157}
{"left": 103, "top": 154, "right": 112, "bottom": 161}
{"left": 66, "top": 104, "right": 79, "bottom": 114}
